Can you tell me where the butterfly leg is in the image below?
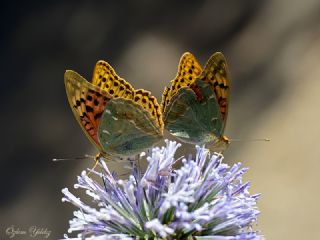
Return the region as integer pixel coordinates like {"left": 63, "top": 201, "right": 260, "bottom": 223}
{"left": 87, "top": 153, "right": 105, "bottom": 176}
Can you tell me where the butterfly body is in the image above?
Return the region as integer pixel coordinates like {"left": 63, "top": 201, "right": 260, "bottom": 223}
{"left": 161, "top": 52, "right": 230, "bottom": 151}
{"left": 65, "top": 61, "right": 163, "bottom": 158}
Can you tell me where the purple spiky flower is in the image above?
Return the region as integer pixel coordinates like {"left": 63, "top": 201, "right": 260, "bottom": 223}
{"left": 62, "top": 140, "right": 263, "bottom": 239}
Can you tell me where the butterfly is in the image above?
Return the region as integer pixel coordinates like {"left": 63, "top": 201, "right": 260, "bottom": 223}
{"left": 64, "top": 60, "right": 164, "bottom": 158}
{"left": 161, "top": 52, "right": 230, "bottom": 152}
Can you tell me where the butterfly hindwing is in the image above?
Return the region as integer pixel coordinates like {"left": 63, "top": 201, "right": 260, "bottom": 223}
{"left": 163, "top": 79, "right": 223, "bottom": 144}
{"left": 98, "top": 98, "right": 163, "bottom": 157}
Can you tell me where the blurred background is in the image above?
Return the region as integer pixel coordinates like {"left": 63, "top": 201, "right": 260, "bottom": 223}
{"left": 1, "top": 0, "right": 320, "bottom": 239}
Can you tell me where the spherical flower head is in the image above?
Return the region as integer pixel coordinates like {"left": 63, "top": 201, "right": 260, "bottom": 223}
{"left": 62, "top": 140, "right": 263, "bottom": 239}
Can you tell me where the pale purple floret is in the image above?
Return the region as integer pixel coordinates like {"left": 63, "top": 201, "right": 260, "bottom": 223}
{"left": 62, "top": 140, "right": 263, "bottom": 239}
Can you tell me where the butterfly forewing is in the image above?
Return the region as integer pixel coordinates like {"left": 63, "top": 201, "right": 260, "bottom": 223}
{"left": 64, "top": 70, "right": 112, "bottom": 152}
{"left": 133, "top": 89, "right": 164, "bottom": 130}
{"left": 200, "top": 52, "right": 230, "bottom": 129}
{"left": 92, "top": 60, "right": 135, "bottom": 100}
{"left": 161, "top": 52, "right": 202, "bottom": 113}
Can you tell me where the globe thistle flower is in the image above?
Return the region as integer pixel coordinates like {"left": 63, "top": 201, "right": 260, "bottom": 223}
{"left": 62, "top": 140, "right": 262, "bottom": 239}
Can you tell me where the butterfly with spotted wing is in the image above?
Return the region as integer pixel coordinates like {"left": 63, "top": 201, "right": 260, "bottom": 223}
{"left": 64, "top": 60, "right": 163, "bottom": 158}
{"left": 161, "top": 52, "right": 230, "bottom": 152}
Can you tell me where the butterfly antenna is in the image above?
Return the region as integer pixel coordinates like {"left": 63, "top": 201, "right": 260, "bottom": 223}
{"left": 52, "top": 155, "right": 94, "bottom": 162}
{"left": 229, "top": 138, "right": 271, "bottom": 142}
{"left": 53, "top": 154, "right": 99, "bottom": 177}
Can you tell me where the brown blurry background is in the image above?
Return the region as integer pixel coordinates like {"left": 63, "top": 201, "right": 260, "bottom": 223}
{"left": 1, "top": 1, "right": 320, "bottom": 239}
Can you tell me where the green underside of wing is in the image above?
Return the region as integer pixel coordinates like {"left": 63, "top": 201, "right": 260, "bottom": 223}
{"left": 98, "top": 98, "right": 162, "bottom": 157}
{"left": 163, "top": 79, "right": 223, "bottom": 144}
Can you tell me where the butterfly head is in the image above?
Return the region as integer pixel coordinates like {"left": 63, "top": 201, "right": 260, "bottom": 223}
{"left": 209, "top": 135, "right": 230, "bottom": 153}
{"left": 95, "top": 152, "right": 107, "bottom": 162}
